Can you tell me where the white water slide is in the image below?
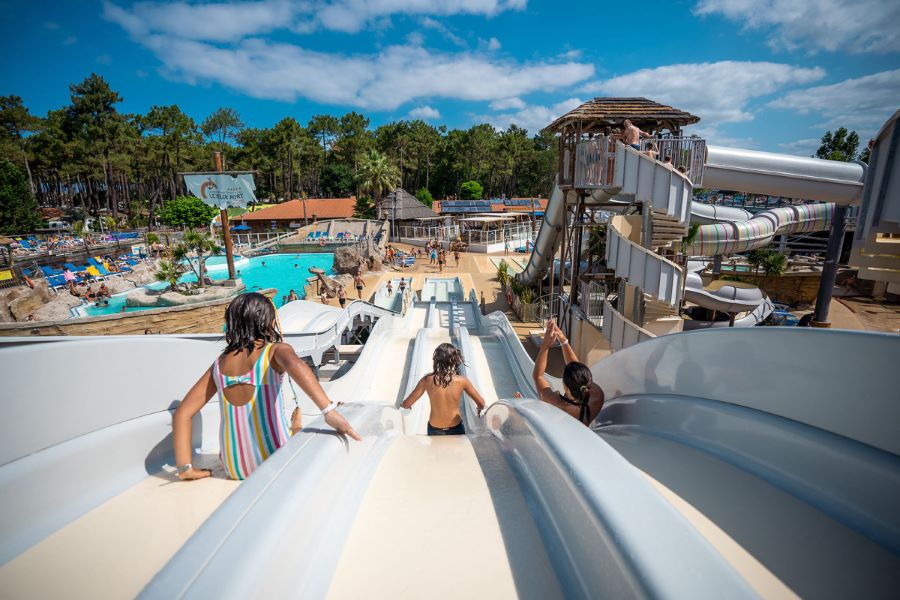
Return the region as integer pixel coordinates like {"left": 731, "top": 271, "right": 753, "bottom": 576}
{"left": 2, "top": 286, "right": 898, "bottom": 598}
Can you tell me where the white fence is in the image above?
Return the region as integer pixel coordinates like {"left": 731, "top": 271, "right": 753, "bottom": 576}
{"left": 397, "top": 225, "right": 460, "bottom": 241}
{"left": 462, "top": 223, "right": 534, "bottom": 246}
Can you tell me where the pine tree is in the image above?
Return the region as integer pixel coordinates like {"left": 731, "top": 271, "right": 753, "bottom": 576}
{"left": 0, "top": 159, "right": 42, "bottom": 234}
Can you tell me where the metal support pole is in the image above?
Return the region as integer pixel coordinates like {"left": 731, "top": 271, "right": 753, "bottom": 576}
{"left": 812, "top": 204, "right": 848, "bottom": 327}
{"left": 642, "top": 204, "right": 653, "bottom": 249}
{"left": 215, "top": 152, "right": 237, "bottom": 281}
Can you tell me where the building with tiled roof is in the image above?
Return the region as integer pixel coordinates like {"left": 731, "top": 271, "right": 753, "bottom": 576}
{"left": 236, "top": 197, "right": 356, "bottom": 232}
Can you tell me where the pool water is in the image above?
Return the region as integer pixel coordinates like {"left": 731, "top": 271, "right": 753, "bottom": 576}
{"left": 76, "top": 253, "right": 334, "bottom": 317}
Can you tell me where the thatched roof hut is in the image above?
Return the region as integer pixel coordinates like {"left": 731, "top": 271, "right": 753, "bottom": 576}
{"left": 382, "top": 189, "right": 439, "bottom": 221}
{"left": 546, "top": 97, "right": 700, "bottom": 136}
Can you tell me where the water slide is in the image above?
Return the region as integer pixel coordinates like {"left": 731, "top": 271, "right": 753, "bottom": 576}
{"left": 522, "top": 143, "right": 865, "bottom": 286}
{"left": 0, "top": 288, "right": 760, "bottom": 599}
{"left": 521, "top": 142, "right": 866, "bottom": 328}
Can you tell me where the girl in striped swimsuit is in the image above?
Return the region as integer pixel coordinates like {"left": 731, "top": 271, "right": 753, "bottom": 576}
{"left": 172, "top": 292, "right": 361, "bottom": 481}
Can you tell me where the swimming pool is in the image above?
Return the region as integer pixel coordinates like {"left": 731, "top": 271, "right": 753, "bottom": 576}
{"left": 420, "top": 277, "right": 464, "bottom": 302}
{"left": 75, "top": 253, "right": 334, "bottom": 317}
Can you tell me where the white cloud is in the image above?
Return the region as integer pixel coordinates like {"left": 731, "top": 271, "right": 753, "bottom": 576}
{"left": 490, "top": 97, "right": 526, "bottom": 110}
{"left": 409, "top": 105, "right": 441, "bottom": 120}
{"left": 484, "top": 97, "right": 582, "bottom": 133}
{"left": 420, "top": 17, "right": 465, "bottom": 47}
{"left": 96, "top": 54, "right": 112, "bottom": 64}
{"left": 778, "top": 138, "right": 820, "bottom": 156}
{"left": 486, "top": 37, "right": 501, "bottom": 51}
{"left": 581, "top": 61, "right": 825, "bottom": 127}
{"left": 769, "top": 69, "right": 900, "bottom": 136}
{"left": 104, "top": 0, "right": 527, "bottom": 40}
{"left": 44, "top": 21, "right": 60, "bottom": 30}
{"left": 136, "top": 36, "right": 593, "bottom": 109}
{"left": 62, "top": 35, "right": 77, "bottom": 45}
{"left": 694, "top": 0, "right": 900, "bottom": 54}
{"left": 102, "top": 0, "right": 296, "bottom": 42}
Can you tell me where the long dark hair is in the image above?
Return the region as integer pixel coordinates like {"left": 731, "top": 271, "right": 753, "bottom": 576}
{"left": 563, "top": 361, "right": 593, "bottom": 424}
{"left": 223, "top": 292, "right": 281, "bottom": 355}
{"left": 431, "top": 343, "right": 463, "bottom": 388}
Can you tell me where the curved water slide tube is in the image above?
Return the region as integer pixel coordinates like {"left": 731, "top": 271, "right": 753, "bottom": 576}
{"left": 519, "top": 183, "right": 616, "bottom": 285}
{"left": 686, "top": 146, "right": 866, "bottom": 255}
{"left": 589, "top": 327, "right": 900, "bottom": 598}
{"left": 683, "top": 271, "right": 767, "bottom": 314}
{"left": 684, "top": 202, "right": 835, "bottom": 256}
{"left": 689, "top": 202, "right": 753, "bottom": 224}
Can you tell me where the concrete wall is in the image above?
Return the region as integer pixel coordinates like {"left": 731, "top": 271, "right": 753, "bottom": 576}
{"left": 0, "top": 288, "right": 276, "bottom": 336}
{"left": 569, "top": 312, "right": 612, "bottom": 366}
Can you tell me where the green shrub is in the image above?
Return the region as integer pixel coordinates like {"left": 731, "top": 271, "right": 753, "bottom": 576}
{"left": 460, "top": 180, "right": 483, "bottom": 200}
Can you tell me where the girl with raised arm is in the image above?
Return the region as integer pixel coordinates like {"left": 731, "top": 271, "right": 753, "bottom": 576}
{"left": 402, "top": 343, "right": 486, "bottom": 436}
{"left": 532, "top": 320, "right": 604, "bottom": 426}
{"left": 172, "top": 292, "right": 361, "bottom": 481}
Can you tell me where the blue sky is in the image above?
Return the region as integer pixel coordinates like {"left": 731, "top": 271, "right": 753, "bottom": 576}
{"left": 1, "top": 0, "right": 898, "bottom": 155}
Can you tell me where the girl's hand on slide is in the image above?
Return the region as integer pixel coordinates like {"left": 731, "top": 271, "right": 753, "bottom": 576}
{"left": 325, "top": 411, "right": 363, "bottom": 441}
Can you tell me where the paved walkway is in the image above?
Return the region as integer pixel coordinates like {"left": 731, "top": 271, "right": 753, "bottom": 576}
{"left": 835, "top": 297, "right": 900, "bottom": 333}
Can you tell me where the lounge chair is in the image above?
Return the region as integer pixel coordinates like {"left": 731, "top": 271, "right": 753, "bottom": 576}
{"left": 47, "top": 275, "right": 68, "bottom": 289}
{"left": 87, "top": 257, "right": 116, "bottom": 277}
{"left": 40, "top": 265, "right": 63, "bottom": 277}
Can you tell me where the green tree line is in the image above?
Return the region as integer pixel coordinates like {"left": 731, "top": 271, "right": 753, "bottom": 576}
{"left": 0, "top": 73, "right": 558, "bottom": 227}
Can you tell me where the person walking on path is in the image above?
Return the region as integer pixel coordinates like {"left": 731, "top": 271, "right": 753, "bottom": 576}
{"left": 354, "top": 273, "right": 365, "bottom": 299}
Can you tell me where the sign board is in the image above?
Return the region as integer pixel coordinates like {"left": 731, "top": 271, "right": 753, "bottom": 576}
{"left": 184, "top": 173, "right": 257, "bottom": 209}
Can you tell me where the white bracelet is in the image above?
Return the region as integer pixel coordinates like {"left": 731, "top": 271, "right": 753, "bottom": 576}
{"left": 321, "top": 402, "right": 337, "bottom": 415}
{"left": 561, "top": 339, "right": 570, "bottom": 346}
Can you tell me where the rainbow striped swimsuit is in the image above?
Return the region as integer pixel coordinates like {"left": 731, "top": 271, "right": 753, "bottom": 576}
{"left": 213, "top": 344, "right": 291, "bottom": 480}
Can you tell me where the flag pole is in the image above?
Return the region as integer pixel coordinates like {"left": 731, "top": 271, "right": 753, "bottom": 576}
{"left": 215, "top": 151, "right": 237, "bottom": 281}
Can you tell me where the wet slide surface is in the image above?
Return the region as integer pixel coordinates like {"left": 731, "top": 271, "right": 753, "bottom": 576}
{"left": 327, "top": 435, "right": 562, "bottom": 600}
{"left": 0, "top": 466, "right": 239, "bottom": 599}
{"left": 466, "top": 333, "right": 525, "bottom": 405}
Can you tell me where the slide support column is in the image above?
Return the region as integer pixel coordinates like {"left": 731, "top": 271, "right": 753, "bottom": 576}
{"left": 812, "top": 204, "right": 848, "bottom": 327}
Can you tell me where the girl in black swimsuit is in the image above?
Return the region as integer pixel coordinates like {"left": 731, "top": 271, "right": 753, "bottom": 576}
{"left": 532, "top": 320, "right": 604, "bottom": 426}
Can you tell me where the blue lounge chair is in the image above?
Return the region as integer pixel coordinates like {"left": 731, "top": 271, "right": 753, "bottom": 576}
{"left": 18, "top": 239, "right": 32, "bottom": 249}
{"left": 40, "top": 265, "right": 62, "bottom": 277}
{"left": 47, "top": 275, "right": 67, "bottom": 288}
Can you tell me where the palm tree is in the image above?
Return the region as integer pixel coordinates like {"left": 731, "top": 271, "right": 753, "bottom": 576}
{"left": 173, "top": 231, "right": 221, "bottom": 289}
{"left": 358, "top": 150, "right": 400, "bottom": 219}
{"left": 155, "top": 259, "right": 185, "bottom": 292}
